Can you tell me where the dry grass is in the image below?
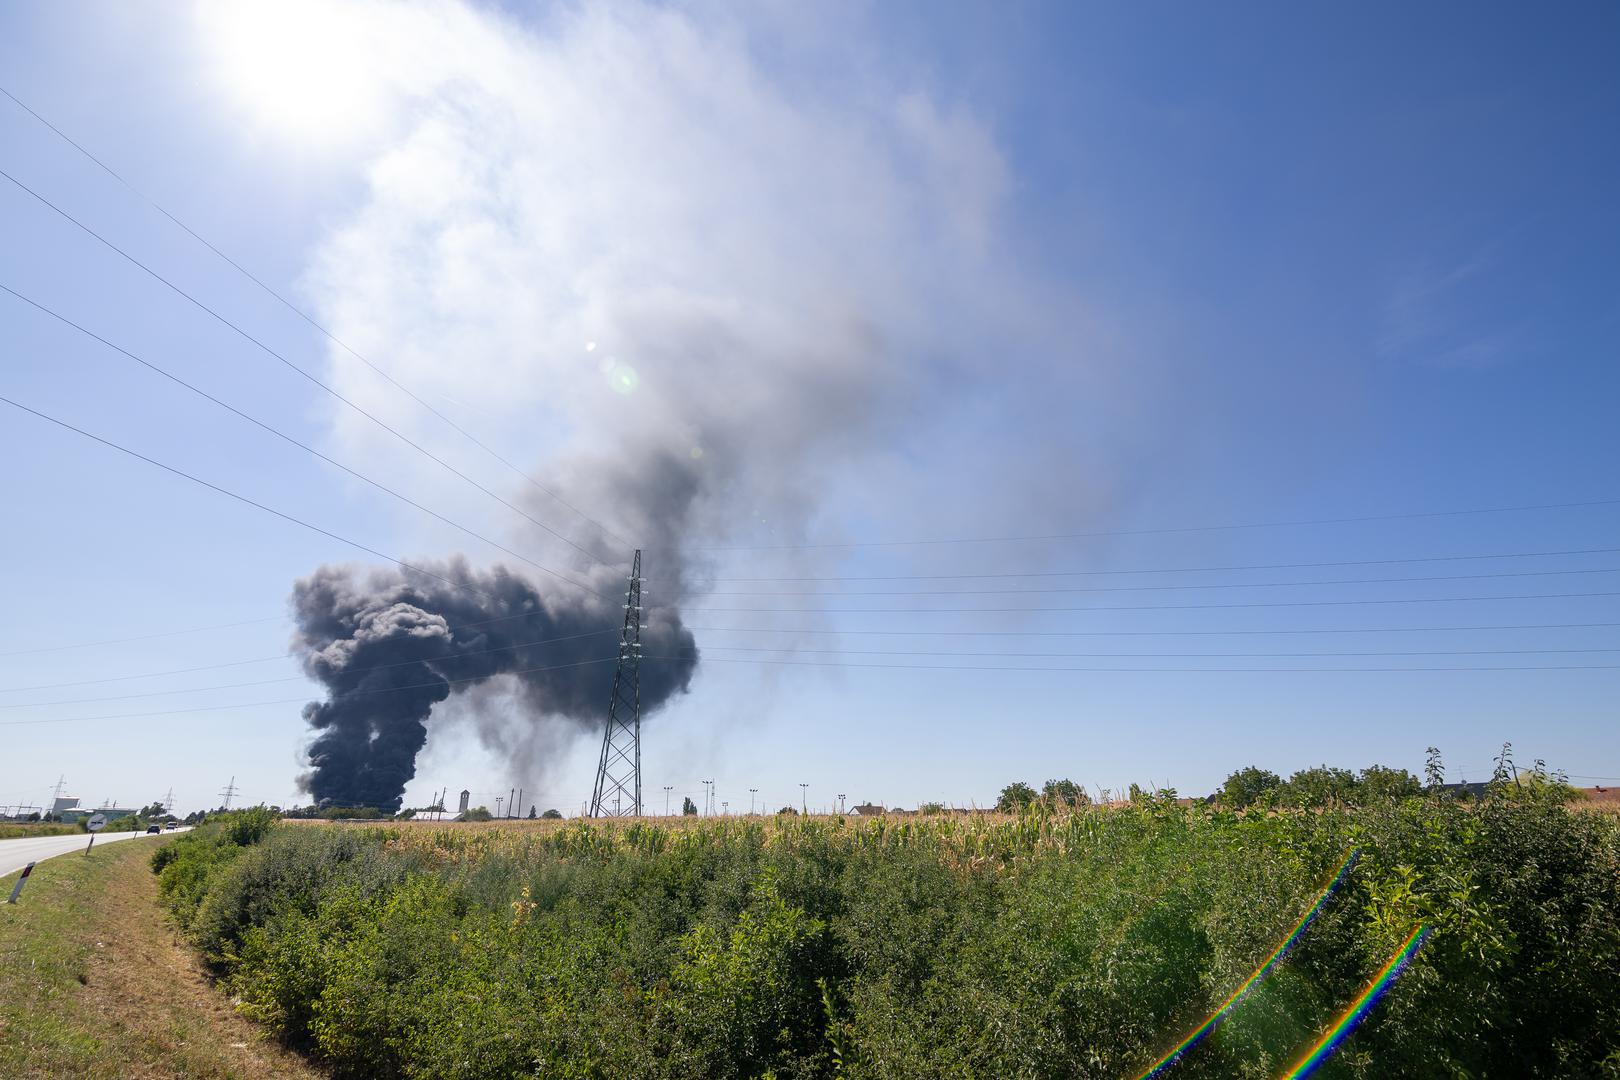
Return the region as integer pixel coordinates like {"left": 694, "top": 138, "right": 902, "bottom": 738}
{"left": 0, "top": 823, "right": 80, "bottom": 839}
{"left": 0, "top": 836, "right": 323, "bottom": 1079}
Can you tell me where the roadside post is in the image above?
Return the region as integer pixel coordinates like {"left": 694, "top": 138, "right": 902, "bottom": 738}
{"left": 6, "top": 861, "right": 35, "bottom": 903}
{"left": 84, "top": 812, "right": 107, "bottom": 854}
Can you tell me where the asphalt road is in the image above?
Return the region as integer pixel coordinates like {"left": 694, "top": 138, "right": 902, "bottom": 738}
{"left": 0, "top": 829, "right": 176, "bottom": 878}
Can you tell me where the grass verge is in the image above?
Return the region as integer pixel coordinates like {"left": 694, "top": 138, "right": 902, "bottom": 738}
{"left": 0, "top": 823, "right": 81, "bottom": 839}
{"left": 0, "top": 836, "right": 322, "bottom": 1079}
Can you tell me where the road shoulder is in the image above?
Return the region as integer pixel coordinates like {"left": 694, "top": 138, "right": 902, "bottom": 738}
{"left": 0, "top": 836, "right": 323, "bottom": 1079}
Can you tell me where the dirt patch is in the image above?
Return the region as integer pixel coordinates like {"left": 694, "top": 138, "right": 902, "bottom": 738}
{"left": 0, "top": 839, "right": 323, "bottom": 1080}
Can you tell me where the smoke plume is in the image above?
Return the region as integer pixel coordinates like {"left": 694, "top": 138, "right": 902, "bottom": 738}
{"left": 293, "top": 559, "right": 696, "bottom": 811}
{"left": 265, "top": 0, "right": 1043, "bottom": 808}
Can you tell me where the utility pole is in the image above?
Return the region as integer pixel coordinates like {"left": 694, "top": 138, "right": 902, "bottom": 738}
{"left": 749, "top": 788, "right": 758, "bottom": 815}
{"left": 799, "top": 783, "right": 808, "bottom": 816}
{"left": 508, "top": 787, "right": 516, "bottom": 820}
{"left": 663, "top": 786, "right": 672, "bottom": 816}
{"left": 591, "top": 550, "right": 643, "bottom": 817}
{"left": 218, "top": 776, "right": 238, "bottom": 810}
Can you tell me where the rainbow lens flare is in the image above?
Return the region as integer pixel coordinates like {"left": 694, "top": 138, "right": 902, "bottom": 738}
{"left": 1135, "top": 850, "right": 1359, "bottom": 1080}
{"left": 1279, "top": 924, "right": 1429, "bottom": 1079}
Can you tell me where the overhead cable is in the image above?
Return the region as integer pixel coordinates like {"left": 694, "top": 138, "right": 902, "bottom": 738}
{"left": 2, "top": 284, "right": 610, "bottom": 600}
{"left": 696, "top": 499, "right": 1620, "bottom": 551}
{"left": 0, "top": 166, "right": 621, "bottom": 570}
{"left": 0, "top": 85, "right": 633, "bottom": 553}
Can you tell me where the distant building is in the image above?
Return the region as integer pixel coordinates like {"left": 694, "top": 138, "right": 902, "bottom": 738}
{"left": 52, "top": 796, "right": 80, "bottom": 815}
{"left": 851, "top": 803, "right": 885, "bottom": 815}
{"left": 459, "top": 789, "right": 471, "bottom": 814}
{"left": 57, "top": 806, "right": 138, "bottom": 824}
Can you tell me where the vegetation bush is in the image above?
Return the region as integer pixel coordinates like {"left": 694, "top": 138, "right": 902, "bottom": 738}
{"left": 154, "top": 789, "right": 1620, "bottom": 1078}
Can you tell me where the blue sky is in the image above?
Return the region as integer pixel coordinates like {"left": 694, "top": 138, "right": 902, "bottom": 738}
{"left": 2, "top": 1, "right": 1617, "bottom": 817}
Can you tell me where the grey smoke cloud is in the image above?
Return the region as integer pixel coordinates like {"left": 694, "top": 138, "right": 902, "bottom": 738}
{"left": 276, "top": 1, "right": 1043, "bottom": 805}
{"left": 292, "top": 559, "right": 696, "bottom": 811}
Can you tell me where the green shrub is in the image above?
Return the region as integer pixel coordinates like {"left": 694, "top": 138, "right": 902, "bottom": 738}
{"left": 153, "top": 797, "right": 1620, "bottom": 1078}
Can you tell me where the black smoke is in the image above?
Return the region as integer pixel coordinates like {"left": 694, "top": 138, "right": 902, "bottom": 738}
{"left": 292, "top": 557, "right": 696, "bottom": 812}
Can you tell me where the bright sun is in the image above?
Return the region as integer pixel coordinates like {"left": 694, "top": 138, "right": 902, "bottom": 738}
{"left": 198, "top": 0, "right": 391, "bottom": 146}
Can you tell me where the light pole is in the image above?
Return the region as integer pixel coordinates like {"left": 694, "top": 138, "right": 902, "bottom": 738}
{"left": 749, "top": 788, "right": 758, "bottom": 815}
{"left": 663, "top": 785, "right": 673, "bottom": 816}
{"left": 838, "top": 793, "right": 846, "bottom": 814}
{"left": 799, "top": 783, "right": 808, "bottom": 816}
{"left": 722, "top": 801, "right": 729, "bottom": 815}
{"left": 495, "top": 796, "right": 504, "bottom": 819}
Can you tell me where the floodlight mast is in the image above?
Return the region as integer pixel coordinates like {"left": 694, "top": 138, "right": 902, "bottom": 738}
{"left": 590, "top": 550, "right": 643, "bottom": 817}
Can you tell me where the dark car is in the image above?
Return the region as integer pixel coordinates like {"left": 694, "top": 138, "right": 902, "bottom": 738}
{"left": 146, "top": 824, "right": 162, "bottom": 834}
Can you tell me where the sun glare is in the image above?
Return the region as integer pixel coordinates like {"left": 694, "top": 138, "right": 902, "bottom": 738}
{"left": 199, "top": 0, "right": 390, "bottom": 146}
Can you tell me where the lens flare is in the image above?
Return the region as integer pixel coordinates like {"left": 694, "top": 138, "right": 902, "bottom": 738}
{"left": 1280, "top": 925, "right": 1429, "bottom": 1079}
{"left": 1135, "top": 850, "right": 1359, "bottom": 1080}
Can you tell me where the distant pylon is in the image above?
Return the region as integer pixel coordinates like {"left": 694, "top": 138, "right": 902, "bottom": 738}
{"left": 219, "top": 775, "right": 238, "bottom": 810}
{"left": 590, "top": 549, "right": 643, "bottom": 817}
{"left": 163, "top": 788, "right": 174, "bottom": 815}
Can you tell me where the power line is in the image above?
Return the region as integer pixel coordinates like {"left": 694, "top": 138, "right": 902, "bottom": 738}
{"left": 647, "top": 655, "right": 1620, "bottom": 674}
{"left": 700, "top": 565, "right": 1620, "bottom": 597}
{"left": 696, "top": 498, "right": 1620, "bottom": 551}
{"left": 0, "top": 655, "right": 621, "bottom": 727}
{"left": 686, "top": 621, "right": 1620, "bottom": 637}
{"left": 0, "top": 575, "right": 646, "bottom": 668}
{"left": 0, "top": 627, "right": 623, "bottom": 708}
{"left": 7, "top": 561, "right": 1614, "bottom": 665}
{"left": 0, "top": 624, "right": 625, "bottom": 695}
{"left": 17, "top": 640, "right": 1608, "bottom": 726}
{"left": 0, "top": 615, "right": 287, "bottom": 659}
{"left": 684, "top": 644, "right": 1620, "bottom": 660}
{"left": 683, "top": 590, "right": 1620, "bottom": 615}
{"left": 0, "top": 84, "right": 633, "bottom": 552}
{"left": 13, "top": 616, "right": 1620, "bottom": 699}
{"left": 1, "top": 394, "right": 512, "bottom": 604}
{"left": 703, "top": 544, "right": 1620, "bottom": 582}
{"left": 3, "top": 284, "right": 610, "bottom": 600}
{"left": 0, "top": 166, "right": 621, "bottom": 570}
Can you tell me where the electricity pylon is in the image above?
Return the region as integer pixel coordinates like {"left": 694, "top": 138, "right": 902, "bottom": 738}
{"left": 590, "top": 549, "right": 643, "bottom": 817}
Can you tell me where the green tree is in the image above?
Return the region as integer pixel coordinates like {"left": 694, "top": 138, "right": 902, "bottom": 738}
{"left": 541, "top": 808, "right": 562, "bottom": 819}
{"left": 996, "top": 782, "right": 1038, "bottom": 812}
{"left": 1359, "top": 764, "right": 1422, "bottom": 801}
{"left": 1220, "top": 766, "right": 1282, "bottom": 808}
{"left": 1042, "top": 779, "right": 1089, "bottom": 808}
{"left": 1425, "top": 745, "right": 1447, "bottom": 790}
{"left": 1285, "top": 765, "right": 1360, "bottom": 807}
{"left": 683, "top": 796, "right": 699, "bottom": 816}
{"left": 462, "top": 806, "right": 493, "bottom": 822}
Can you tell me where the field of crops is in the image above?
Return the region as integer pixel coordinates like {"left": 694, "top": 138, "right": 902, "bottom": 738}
{"left": 155, "top": 792, "right": 1620, "bottom": 1079}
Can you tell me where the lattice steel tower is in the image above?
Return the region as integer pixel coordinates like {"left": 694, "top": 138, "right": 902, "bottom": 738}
{"left": 590, "top": 549, "right": 643, "bottom": 817}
